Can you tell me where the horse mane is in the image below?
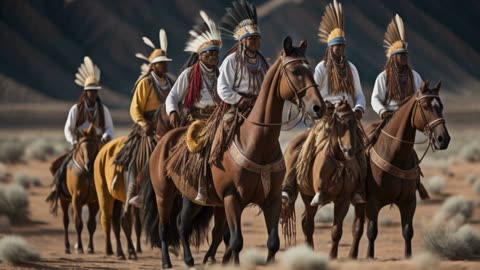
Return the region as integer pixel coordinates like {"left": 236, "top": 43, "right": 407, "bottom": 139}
{"left": 82, "top": 123, "right": 97, "bottom": 138}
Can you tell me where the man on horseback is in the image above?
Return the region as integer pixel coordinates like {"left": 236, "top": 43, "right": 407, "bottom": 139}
{"left": 370, "top": 14, "right": 429, "bottom": 199}
{"left": 281, "top": 0, "right": 366, "bottom": 206}
{"left": 116, "top": 29, "right": 175, "bottom": 207}
{"left": 47, "top": 56, "right": 114, "bottom": 201}
{"left": 165, "top": 11, "right": 222, "bottom": 204}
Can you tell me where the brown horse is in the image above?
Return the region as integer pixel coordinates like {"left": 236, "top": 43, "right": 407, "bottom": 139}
{"left": 93, "top": 104, "right": 172, "bottom": 259}
{"left": 49, "top": 123, "right": 101, "bottom": 254}
{"left": 281, "top": 100, "right": 366, "bottom": 258}
{"left": 142, "top": 36, "right": 326, "bottom": 268}
{"left": 350, "top": 81, "right": 450, "bottom": 259}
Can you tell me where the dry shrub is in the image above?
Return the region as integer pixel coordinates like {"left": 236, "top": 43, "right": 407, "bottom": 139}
{"left": 0, "top": 236, "right": 39, "bottom": 264}
{"left": 423, "top": 196, "right": 480, "bottom": 260}
{"left": 460, "top": 141, "right": 480, "bottom": 162}
{"left": 411, "top": 252, "right": 440, "bottom": 270}
{"left": 314, "top": 203, "right": 333, "bottom": 223}
{"left": 0, "top": 139, "right": 25, "bottom": 163}
{"left": 0, "top": 163, "right": 7, "bottom": 182}
{"left": 280, "top": 245, "right": 330, "bottom": 270}
{"left": 0, "top": 184, "right": 29, "bottom": 225}
{"left": 465, "top": 174, "right": 478, "bottom": 185}
{"left": 425, "top": 176, "right": 445, "bottom": 195}
{"left": 13, "top": 173, "right": 41, "bottom": 189}
{"left": 241, "top": 248, "right": 265, "bottom": 268}
{"left": 473, "top": 180, "right": 480, "bottom": 194}
{"left": 23, "top": 138, "right": 55, "bottom": 161}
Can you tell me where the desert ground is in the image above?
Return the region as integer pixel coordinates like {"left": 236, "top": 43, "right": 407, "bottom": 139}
{"left": 1, "top": 97, "right": 480, "bottom": 269}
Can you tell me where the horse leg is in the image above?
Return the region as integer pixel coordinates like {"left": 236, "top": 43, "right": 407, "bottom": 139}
{"left": 222, "top": 224, "right": 232, "bottom": 264}
{"left": 60, "top": 198, "right": 71, "bottom": 254}
{"left": 134, "top": 208, "right": 143, "bottom": 253}
{"left": 72, "top": 196, "right": 84, "bottom": 254}
{"left": 224, "top": 194, "right": 244, "bottom": 265}
{"left": 330, "top": 200, "right": 350, "bottom": 259}
{"left": 349, "top": 203, "right": 365, "bottom": 259}
{"left": 366, "top": 202, "right": 379, "bottom": 259}
{"left": 261, "top": 195, "right": 281, "bottom": 263}
{"left": 100, "top": 196, "right": 114, "bottom": 256}
{"left": 155, "top": 192, "right": 177, "bottom": 269}
{"left": 177, "top": 197, "right": 202, "bottom": 267}
{"left": 87, "top": 201, "right": 99, "bottom": 254}
{"left": 300, "top": 193, "right": 317, "bottom": 248}
{"left": 203, "top": 207, "right": 226, "bottom": 264}
{"left": 112, "top": 200, "right": 126, "bottom": 260}
{"left": 121, "top": 205, "right": 137, "bottom": 260}
{"left": 398, "top": 199, "right": 416, "bottom": 258}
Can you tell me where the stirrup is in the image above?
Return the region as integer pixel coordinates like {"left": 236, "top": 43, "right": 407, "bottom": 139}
{"left": 128, "top": 195, "right": 142, "bottom": 208}
{"left": 310, "top": 192, "right": 324, "bottom": 206}
{"left": 194, "top": 188, "right": 207, "bottom": 205}
{"left": 281, "top": 191, "right": 290, "bottom": 204}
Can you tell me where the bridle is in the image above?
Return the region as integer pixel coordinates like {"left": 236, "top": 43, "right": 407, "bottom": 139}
{"left": 380, "top": 91, "right": 446, "bottom": 162}
{"left": 330, "top": 109, "right": 364, "bottom": 162}
{"left": 238, "top": 56, "right": 320, "bottom": 128}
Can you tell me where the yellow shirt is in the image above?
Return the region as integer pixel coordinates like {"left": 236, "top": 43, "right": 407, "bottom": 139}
{"left": 130, "top": 76, "right": 161, "bottom": 126}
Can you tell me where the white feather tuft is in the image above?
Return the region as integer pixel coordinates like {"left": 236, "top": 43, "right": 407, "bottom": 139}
{"left": 159, "top": 29, "right": 167, "bottom": 52}
{"left": 135, "top": 53, "right": 149, "bottom": 62}
{"left": 142, "top": 37, "right": 156, "bottom": 49}
{"left": 395, "top": 14, "right": 405, "bottom": 41}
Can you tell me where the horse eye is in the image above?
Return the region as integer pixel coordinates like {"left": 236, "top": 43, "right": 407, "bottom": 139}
{"left": 292, "top": 68, "right": 302, "bottom": 76}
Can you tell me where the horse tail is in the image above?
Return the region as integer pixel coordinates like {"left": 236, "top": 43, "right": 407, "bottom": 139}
{"left": 281, "top": 202, "right": 296, "bottom": 248}
{"left": 45, "top": 189, "right": 60, "bottom": 216}
{"left": 189, "top": 206, "right": 214, "bottom": 250}
{"left": 141, "top": 163, "right": 181, "bottom": 250}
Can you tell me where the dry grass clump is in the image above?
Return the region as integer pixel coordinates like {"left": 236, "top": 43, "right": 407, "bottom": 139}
{"left": 0, "top": 184, "right": 30, "bottom": 225}
{"left": 459, "top": 141, "right": 480, "bottom": 162}
{"left": 23, "top": 138, "right": 56, "bottom": 161}
{"left": 13, "top": 173, "right": 41, "bottom": 189}
{"left": 423, "top": 196, "right": 480, "bottom": 260}
{"left": 411, "top": 252, "right": 440, "bottom": 270}
{"left": 0, "top": 236, "right": 40, "bottom": 264}
{"left": 314, "top": 203, "right": 333, "bottom": 223}
{"left": 0, "top": 139, "right": 26, "bottom": 163}
{"left": 425, "top": 176, "right": 445, "bottom": 195}
{"left": 279, "top": 245, "right": 330, "bottom": 270}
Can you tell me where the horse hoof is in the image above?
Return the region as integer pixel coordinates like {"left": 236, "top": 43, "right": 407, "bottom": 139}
{"left": 87, "top": 248, "right": 94, "bottom": 254}
{"left": 118, "top": 254, "right": 126, "bottom": 260}
{"left": 106, "top": 250, "right": 114, "bottom": 256}
{"left": 128, "top": 253, "right": 138, "bottom": 260}
{"left": 65, "top": 249, "right": 71, "bottom": 254}
{"left": 163, "top": 263, "right": 172, "bottom": 269}
{"left": 136, "top": 246, "right": 142, "bottom": 253}
{"left": 185, "top": 257, "right": 194, "bottom": 267}
{"left": 76, "top": 249, "right": 84, "bottom": 254}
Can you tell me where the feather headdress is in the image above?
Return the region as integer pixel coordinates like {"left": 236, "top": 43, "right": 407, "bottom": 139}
{"left": 185, "top": 11, "right": 222, "bottom": 54}
{"left": 74, "top": 56, "right": 101, "bottom": 90}
{"left": 136, "top": 29, "right": 172, "bottom": 64}
{"left": 318, "top": 0, "right": 346, "bottom": 46}
{"left": 221, "top": 0, "right": 260, "bottom": 41}
{"left": 384, "top": 14, "right": 408, "bottom": 58}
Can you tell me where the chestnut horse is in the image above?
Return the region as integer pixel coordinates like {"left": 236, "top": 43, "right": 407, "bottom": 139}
{"left": 281, "top": 100, "right": 367, "bottom": 258}
{"left": 49, "top": 123, "right": 101, "bottom": 254}
{"left": 93, "top": 104, "right": 173, "bottom": 259}
{"left": 350, "top": 81, "right": 450, "bottom": 258}
{"left": 142, "top": 37, "right": 326, "bottom": 268}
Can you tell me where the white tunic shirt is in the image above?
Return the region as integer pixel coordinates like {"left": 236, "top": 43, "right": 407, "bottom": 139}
{"left": 314, "top": 60, "right": 366, "bottom": 112}
{"left": 371, "top": 70, "right": 423, "bottom": 116}
{"left": 64, "top": 103, "right": 114, "bottom": 145}
{"left": 217, "top": 53, "right": 267, "bottom": 105}
{"left": 165, "top": 64, "right": 217, "bottom": 115}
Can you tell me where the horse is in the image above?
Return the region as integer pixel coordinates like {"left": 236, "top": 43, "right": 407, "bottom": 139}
{"left": 350, "top": 81, "right": 450, "bottom": 259}
{"left": 142, "top": 36, "right": 326, "bottom": 268}
{"left": 281, "top": 100, "right": 367, "bottom": 258}
{"left": 93, "top": 103, "right": 172, "bottom": 260}
{"left": 47, "top": 123, "right": 101, "bottom": 254}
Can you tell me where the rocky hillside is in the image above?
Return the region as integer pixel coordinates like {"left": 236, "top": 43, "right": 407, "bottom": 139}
{"left": 1, "top": 0, "right": 478, "bottom": 106}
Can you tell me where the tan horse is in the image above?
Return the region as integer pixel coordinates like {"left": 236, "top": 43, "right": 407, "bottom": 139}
{"left": 93, "top": 104, "right": 172, "bottom": 259}
{"left": 281, "top": 100, "right": 367, "bottom": 258}
{"left": 142, "top": 37, "right": 326, "bottom": 268}
{"left": 350, "top": 81, "right": 450, "bottom": 258}
{"left": 48, "top": 123, "right": 101, "bottom": 254}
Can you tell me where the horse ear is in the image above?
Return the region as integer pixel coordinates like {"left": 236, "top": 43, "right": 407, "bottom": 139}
{"left": 283, "top": 36, "right": 293, "bottom": 55}
{"left": 299, "top": 40, "right": 307, "bottom": 50}
{"left": 420, "top": 80, "right": 429, "bottom": 92}
{"left": 434, "top": 81, "right": 442, "bottom": 92}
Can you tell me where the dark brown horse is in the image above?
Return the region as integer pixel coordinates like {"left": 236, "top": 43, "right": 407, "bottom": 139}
{"left": 142, "top": 37, "right": 326, "bottom": 268}
{"left": 50, "top": 123, "right": 101, "bottom": 254}
{"left": 350, "top": 81, "right": 450, "bottom": 259}
{"left": 281, "top": 100, "right": 366, "bottom": 258}
{"left": 93, "top": 103, "right": 173, "bottom": 259}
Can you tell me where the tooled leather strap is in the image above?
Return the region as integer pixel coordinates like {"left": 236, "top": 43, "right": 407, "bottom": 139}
{"left": 229, "top": 140, "right": 285, "bottom": 198}
{"left": 370, "top": 147, "right": 419, "bottom": 180}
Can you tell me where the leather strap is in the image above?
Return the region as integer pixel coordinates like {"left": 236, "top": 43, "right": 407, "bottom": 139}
{"left": 370, "top": 147, "right": 419, "bottom": 180}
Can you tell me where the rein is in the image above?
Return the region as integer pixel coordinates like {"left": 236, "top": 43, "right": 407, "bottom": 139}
{"left": 238, "top": 57, "right": 318, "bottom": 127}
{"left": 71, "top": 136, "right": 98, "bottom": 176}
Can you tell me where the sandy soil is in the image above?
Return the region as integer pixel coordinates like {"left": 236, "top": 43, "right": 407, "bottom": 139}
{"left": 0, "top": 151, "right": 479, "bottom": 270}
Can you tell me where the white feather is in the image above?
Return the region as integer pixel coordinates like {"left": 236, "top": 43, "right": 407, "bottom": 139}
{"left": 74, "top": 79, "right": 84, "bottom": 87}
{"left": 75, "top": 73, "right": 85, "bottom": 83}
{"left": 135, "top": 53, "right": 149, "bottom": 62}
{"left": 143, "top": 37, "right": 156, "bottom": 49}
{"left": 159, "top": 29, "right": 168, "bottom": 52}
{"left": 84, "top": 56, "right": 95, "bottom": 77}
{"left": 395, "top": 14, "right": 405, "bottom": 41}
{"left": 78, "top": 64, "right": 89, "bottom": 80}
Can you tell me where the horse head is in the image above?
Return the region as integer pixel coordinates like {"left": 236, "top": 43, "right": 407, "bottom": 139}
{"left": 331, "top": 100, "right": 362, "bottom": 159}
{"left": 412, "top": 80, "right": 450, "bottom": 150}
{"left": 77, "top": 123, "right": 100, "bottom": 173}
{"left": 279, "top": 36, "right": 325, "bottom": 120}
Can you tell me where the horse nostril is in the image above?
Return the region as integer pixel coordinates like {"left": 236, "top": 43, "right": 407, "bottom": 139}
{"left": 438, "top": 136, "right": 443, "bottom": 142}
{"left": 312, "top": 104, "right": 321, "bottom": 113}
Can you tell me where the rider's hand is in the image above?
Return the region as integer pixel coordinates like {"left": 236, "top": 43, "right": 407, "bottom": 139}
{"left": 381, "top": 110, "right": 393, "bottom": 119}
{"left": 354, "top": 109, "right": 363, "bottom": 120}
{"left": 237, "top": 97, "right": 254, "bottom": 111}
{"left": 169, "top": 111, "right": 181, "bottom": 128}
{"left": 141, "top": 122, "right": 153, "bottom": 136}
{"left": 101, "top": 134, "right": 111, "bottom": 144}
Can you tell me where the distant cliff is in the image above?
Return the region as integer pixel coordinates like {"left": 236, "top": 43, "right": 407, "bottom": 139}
{"left": 1, "top": 0, "right": 478, "bottom": 106}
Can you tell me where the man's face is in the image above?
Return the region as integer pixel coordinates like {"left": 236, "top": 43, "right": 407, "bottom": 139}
{"left": 85, "top": 90, "right": 98, "bottom": 103}
{"left": 331, "top": 44, "right": 345, "bottom": 58}
{"left": 152, "top": 62, "right": 168, "bottom": 75}
{"left": 395, "top": 53, "right": 408, "bottom": 67}
{"left": 242, "top": 35, "right": 261, "bottom": 52}
{"left": 199, "top": 49, "right": 219, "bottom": 67}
